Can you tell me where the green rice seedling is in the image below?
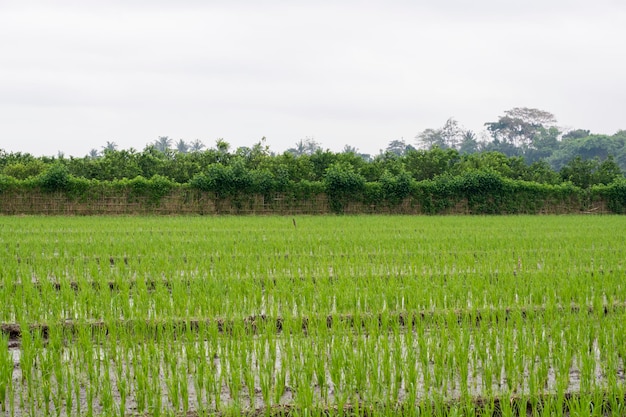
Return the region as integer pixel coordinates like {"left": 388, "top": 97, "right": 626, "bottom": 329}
{"left": 164, "top": 341, "right": 180, "bottom": 411}
{"left": 0, "top": 333, "right": 12, "bottom": 413}
{"left": 62, "top": 361, "right": 73, "bottom": 417}
{"left": 113, "top": 344, "right": 129, "bottom": 417}
{"left": 273, "top": 348, "right": 286, "bottom": 407}
{"left": 391, "top": 332, "right": 404, "bottom": 406}
{"left": 99, "top": 355, "right": 115, "bottom": 415}
{"left": 242, "top": 344, "right": 256, "bottom": 409}
{"left": 256, "top": 339, "right": 272, "bottom": 413}
{"left": 45, "top": 324, "right": 64, "bottom": 417}
{"left": 134, "top": 342, "right": 150, "bottom": 414}
{"left": 290, "top": 345, "right": 315, "bottom": 413}
{"left": 148, "top": 342, "right": 163, "bottom": 417}
{"left": 18, "top": 321, "right": 37, "bottom": 417}
{"left": 225, "top": 340, "right": 243, "bottom": 409}
{"left": 568, "top": 393, "right": 593, "bottom": 417}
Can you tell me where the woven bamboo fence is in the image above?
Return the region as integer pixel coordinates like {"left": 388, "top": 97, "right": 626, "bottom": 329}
{"left": 0, "top": 190, "right": 613, "bottom": 215}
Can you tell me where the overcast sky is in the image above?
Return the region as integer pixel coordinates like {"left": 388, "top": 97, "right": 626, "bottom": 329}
{"left": 1, "top": 1, "right": 625, "bottom": 157}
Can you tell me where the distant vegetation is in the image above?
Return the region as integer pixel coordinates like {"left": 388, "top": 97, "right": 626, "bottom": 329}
{"left": 1, "top": 107, "right": 626, "bottom": 213}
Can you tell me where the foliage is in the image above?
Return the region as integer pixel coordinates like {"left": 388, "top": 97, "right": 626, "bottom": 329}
{"left": 37, "top": 163, "right": 71, "bottom": 192}
{"left": 380, "top": 169, "right": 413, "bottom": 205}
{"left": 592, "top": 179, "right": 626, "bottom": 213}
{"left": 404, "top": 147, "right": 460, "bottom": 180}
{"left": 127, "top": 175, "right": 176, "bottom": 203}
{"left": 286, "top": 138, "right": 321, "bottom": 156}
{"left": 415, "top": 117, "right": 466, "bottom": 150}
{"left": 560, "top": 156, "right": 622, "bottom": 188}
{"left": 2, "top": 127, "right": 626, "bottom": 212}
{"left": 324, "top": 162, "right": 366, "bottom": 213}
{"left": 189, "top": 160, "right": 256, "bottom": 198}
{"left": 0, "top": 174, "right": 20, "bottom": 194}
{"left": 1, "top": 160, "right": 46, "bottom": 179}
{"left": 485, "top": 107, "right": 558, "bottom": 149}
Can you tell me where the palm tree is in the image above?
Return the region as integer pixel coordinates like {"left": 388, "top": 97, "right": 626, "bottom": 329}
{"left": 88, "top": 148, "right": 100, "bottom": 158}
{"left": 287, "top": 138, "right": 320, "bottom": 156}
{"left": 154, "top": 136, "right": 172, "bottom": 152}
{"left": 287, "top": 139, "right": 307, "bottom": 156}
{"left": 189, "top": 139, "right": 205, "bottom": 152}
{"left": 102, "top": 141, "right": 118, "bottom": 152}
{"left": 459, "top": 130, "right": 479, "bottom": 154}
{"left": 176, "top": 139, "right": 189, "bottom": 154}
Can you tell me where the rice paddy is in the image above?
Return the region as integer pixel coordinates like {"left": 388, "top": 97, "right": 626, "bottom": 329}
{"left": 0, "top": 215, "right": 625, "bottom": 416}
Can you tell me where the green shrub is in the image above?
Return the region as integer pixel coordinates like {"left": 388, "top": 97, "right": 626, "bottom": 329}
{"left": 380, "top": 170, "right": 413, "bottom": 205}
{"left": 128, "top": 175, "right": 176, "bottom": 203}
{"left": 324, "top": 163, "right": 366, "bottom": 213}
{"left": 593, "top": 179, "right": 626, "bottom": 213}
{"left": 0, "top": 174, "right": 19, "bottom": 194}
{"left": 38, "top": 164, "right": 71, "bottom": 192}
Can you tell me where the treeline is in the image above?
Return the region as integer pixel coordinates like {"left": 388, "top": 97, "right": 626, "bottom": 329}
{"left": 1, "top": 143, "right": 626, "bottom": 214}
{"left": 2, "top": 106, "right": 626, "bottom": 214}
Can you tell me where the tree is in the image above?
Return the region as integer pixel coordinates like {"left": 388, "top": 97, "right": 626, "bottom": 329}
{"left": 595, "top": 156, "right": 623, "bottom": 184}
{"left": 88, "top": 149, "right": 100, "bottom": 158}
{"left": 215, "top": 139, "right": 230, "bottom": 154}
{"left": 416, "top": 118, "right": 465, "bottom": 150}
{"left": 102, "top": 141, "right": 118, "bottom": 152}
{"left": 341, "top": 145, "right": 371, "bottom": 162}
{"left": 415, "top": 129, "right": 443, "bottom": 150}
{"left": 440, "top": 118, "right": 464, "bottom": 149}
{"left": 525, "top": 126, "right": 560, "bottom": 163}
{"left": 560, "top": 156, "right": 598, "bottom": 188}
{"left": 548, "top": 134, "right": 623, "bottom": 171}
{"left": 189, "top": 139, "right": 205, "bottom": 153}
{"left": 176, "top": 139, "right": 189, "bottom": 154}
{"left": 287, "top": 138, "right": 321, "bottom": 156}
{"left": 562, "top": 129, "right": 590, "bottom": 140}
{"left": 404, "top": 147, "right": 460, "bottom": 180}
{"left": 154, "top": 136, "right": 172, "bottom": 153}
{"left": 458, "top": 130, "right": 479, "bottom": 154}
{"left": 485, "top": 108, "right": 558, "bottom": 149}
{"left": 236, "top": 138, "right": 271, "bottom": 170}
{"left": 324, "top": 162, "right": 366, "bottom": 213}
{"left": 385, "top": 139, "right": 414, "bottom": 156}
{"left": 559, "top": 155, "right": 622, "bottom": 188}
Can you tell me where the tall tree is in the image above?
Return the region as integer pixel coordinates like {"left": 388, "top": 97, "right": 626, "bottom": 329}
{"left": 215, "top": 138, "right": 230, "bottom": 154}
{"left": 458, "top": 130, "right": 479, "bottom": 154}
{"left": 385, "top": 139, "right": 414, "bottom": 156}
{"left": 415, "top": 129, "right": 443, "bottom": 150}
{"left": 102, "top": 141, "right": 118, "bottom": 152}
{"left": 416, "top": 118, "right": 465, "bottom": 150}
{"left": 154, "top": 136, "right": 173, "bottom": 152}
{"left": 440, "top": 118, "right": 464, "bottom": 149}
{"left": 176, "top": 139, "right": 189, "bottom": 154}
{"left": 287, "top": 138, "right": 321, "bottom": 156}
{"left": 189, "top": 139, "right": 205, "bottom": 152}
{"left": 485, "top": 108, "right": 558, "bottom": 149}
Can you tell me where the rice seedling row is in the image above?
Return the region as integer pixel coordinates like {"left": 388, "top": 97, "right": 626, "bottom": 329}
{"left": 0, "top": 215, "right": 625, "bottom": 416}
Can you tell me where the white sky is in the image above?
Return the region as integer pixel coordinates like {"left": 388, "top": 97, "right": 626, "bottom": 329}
{"left": 1, "top": 0, "right": 625, "bottom": 157}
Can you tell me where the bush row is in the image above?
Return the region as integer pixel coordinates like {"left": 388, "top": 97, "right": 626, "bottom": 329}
{"left": 2, "top": 164, "right": 625, "bottom": 214}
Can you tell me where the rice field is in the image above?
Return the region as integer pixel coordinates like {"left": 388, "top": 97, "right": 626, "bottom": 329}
{"left": 0, "top": 215, "right": 625, "bottom": 416}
